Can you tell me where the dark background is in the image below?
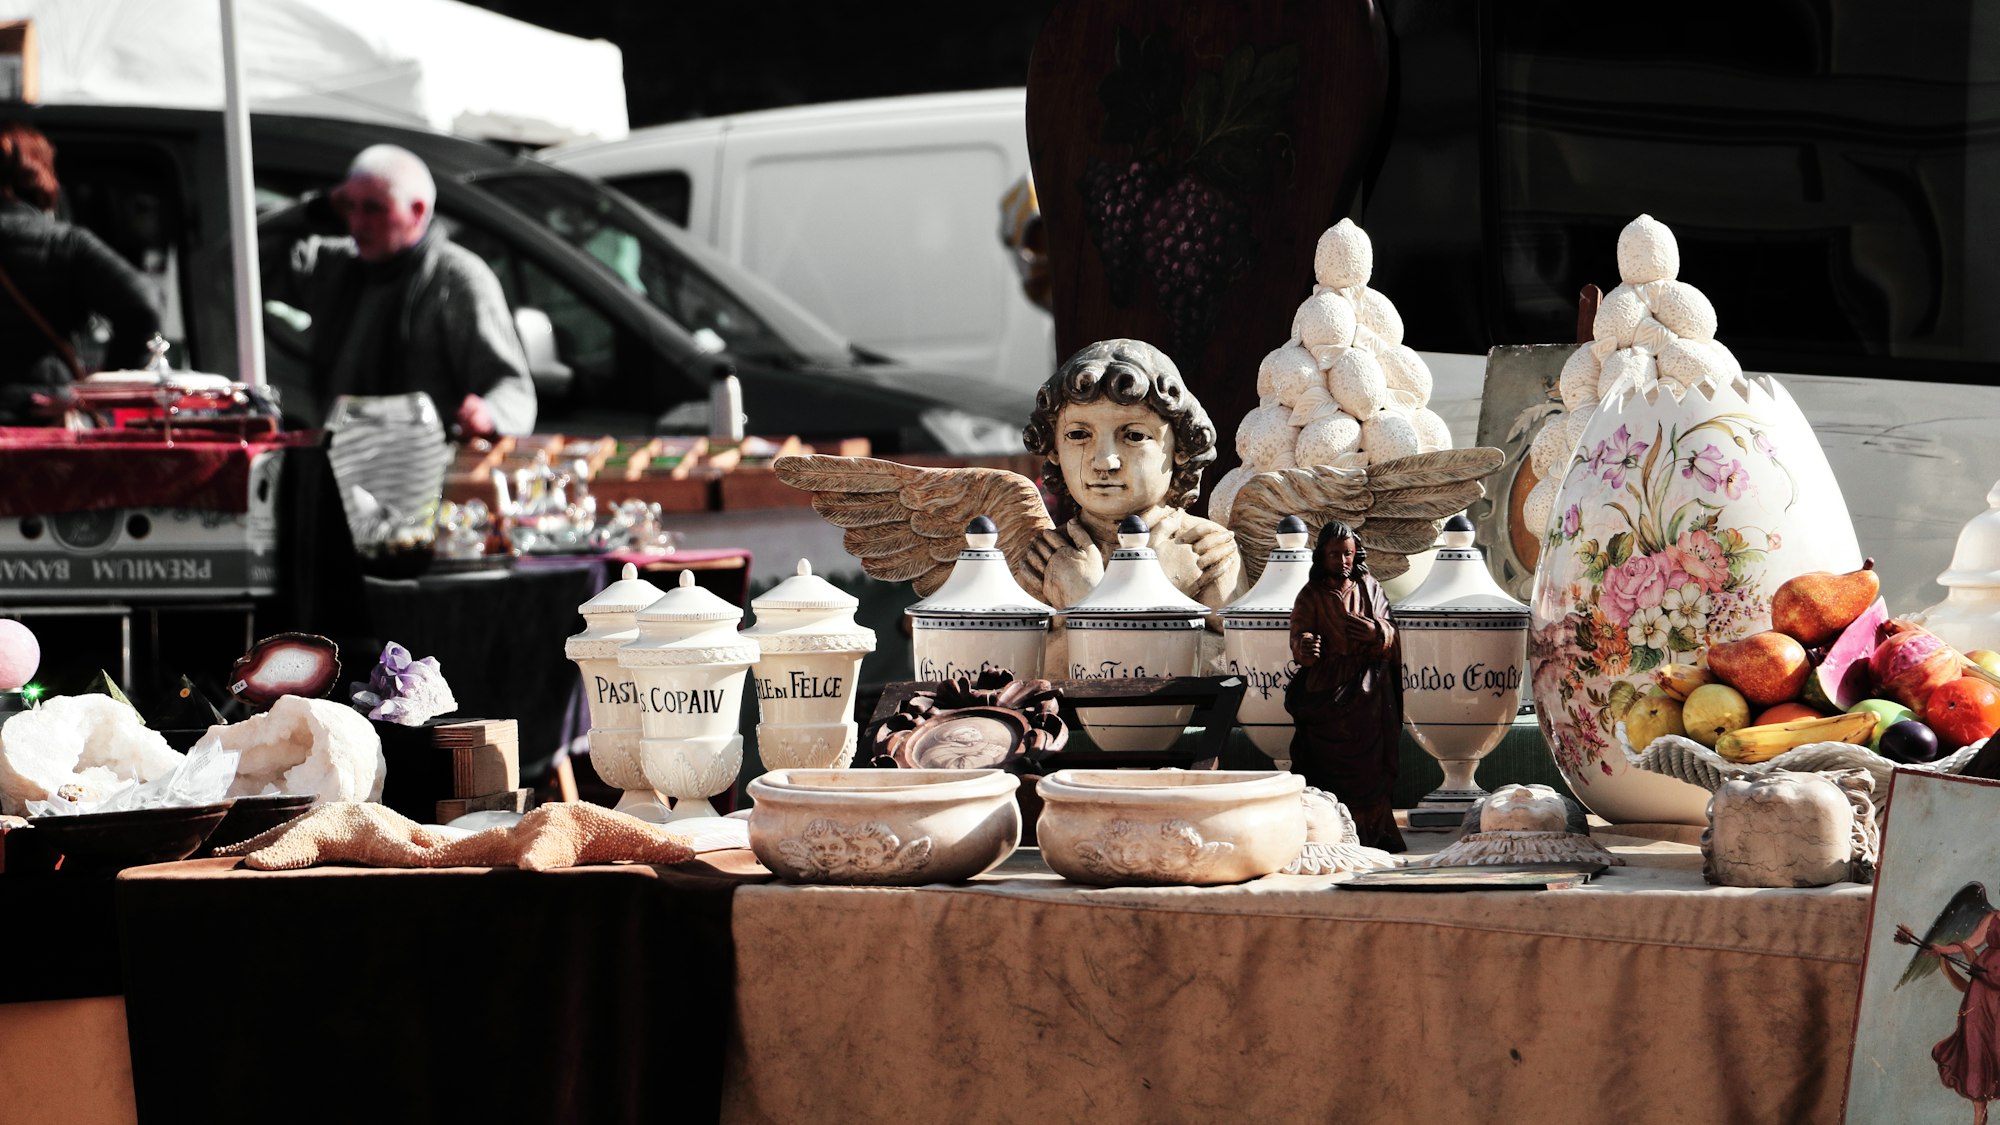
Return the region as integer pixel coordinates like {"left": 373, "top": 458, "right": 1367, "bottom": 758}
{"left": 464, "top": 1, "right": 2000, "bottom": 384}
{"left": 465, "top": 2, "right": 1057, "bottom": 126}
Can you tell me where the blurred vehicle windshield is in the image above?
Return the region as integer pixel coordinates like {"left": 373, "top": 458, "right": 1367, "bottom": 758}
{"left": 473, "top": 170, "right": 855, "bottom": 369}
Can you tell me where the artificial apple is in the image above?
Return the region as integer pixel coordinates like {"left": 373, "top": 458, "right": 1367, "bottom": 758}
{"left": 1683, "top": 683, "right": 1752, "bottom": 749}
{"left": 1879, "top": 718, "right": 1942, "bottom": 764}
{"left": 1871, "top": 620, "right": 1961, "bottom": 715}
{"left": 1755, "top": 701, "right": 1825, "bottom": 726}
{"left": 1925, "top": 677, "right": 2000, "bottom": 750}
{"left": 1846, "top": 698, "right": 1916, "bottom": 751}
{"left": 1969, "top": 650, "right": 2000, "bottom": 677}
{"left": 1771, "top": 558, "right": 1879, "bottom": 646}
{"left": 1707, "top": 632, "right": 1812, "bottom": 708}
{"left": 1624, "top": 690, "right": 1687, "bottom": 749}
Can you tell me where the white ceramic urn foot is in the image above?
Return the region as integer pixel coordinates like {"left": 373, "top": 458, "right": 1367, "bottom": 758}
{"left": 667, "top": 796, "right": 722, "bottom": 822}
{"left": 612, "top": 790, "right": 672, "bottom": 823}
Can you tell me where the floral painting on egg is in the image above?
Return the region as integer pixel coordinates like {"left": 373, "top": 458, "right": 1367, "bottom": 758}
{"left": 1529, "top": 411, "right": 1792, "bottom": 778}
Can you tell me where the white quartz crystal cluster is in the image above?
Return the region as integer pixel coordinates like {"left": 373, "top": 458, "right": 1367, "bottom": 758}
{"left": 1209, "top": 218, "right": 1453, "bottom": 527}
{"left": 1521, "top": 214, "right": 1746, "bottom": 538}
{"left": 0, "top": 695, "right": 183, "bottom": 814}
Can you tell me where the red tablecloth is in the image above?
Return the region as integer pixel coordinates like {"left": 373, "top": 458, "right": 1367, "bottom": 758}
{"left": 0, "top": 428, "right": 313, "bottom": 518}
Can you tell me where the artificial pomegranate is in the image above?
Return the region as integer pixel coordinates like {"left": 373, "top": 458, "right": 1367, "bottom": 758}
{"left": 1870, "top": 619, "right": 1961, "bottom": 716}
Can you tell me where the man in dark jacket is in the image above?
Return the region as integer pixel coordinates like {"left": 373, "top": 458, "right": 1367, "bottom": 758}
{"left": 0, "top": 121, "right": 160, "bottom": 422}
{"left": 266, "top": 144, "right": 536, "bottom": 436}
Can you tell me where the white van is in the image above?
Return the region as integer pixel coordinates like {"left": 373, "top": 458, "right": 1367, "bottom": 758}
{"left": 541, "top": 89, "right": 1056, "bottom": 394}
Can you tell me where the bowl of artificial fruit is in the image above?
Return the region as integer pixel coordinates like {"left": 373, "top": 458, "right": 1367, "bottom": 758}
{"left": 1617, "top": 559, "right": 1997, "bottom": 802}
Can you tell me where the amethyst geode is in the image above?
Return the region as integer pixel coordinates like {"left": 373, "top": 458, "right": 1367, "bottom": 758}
{"left": 348, "top": 642, "right": 458, "bottom": 727}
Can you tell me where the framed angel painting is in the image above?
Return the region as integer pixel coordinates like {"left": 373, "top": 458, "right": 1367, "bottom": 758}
{"left": 1846, "top": 770, "right": 2000, "bottom": 1124}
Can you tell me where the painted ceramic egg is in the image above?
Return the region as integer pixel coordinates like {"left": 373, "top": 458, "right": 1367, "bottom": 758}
{"left": 1527, "top": 375, "right": 1862, "bottom": 824}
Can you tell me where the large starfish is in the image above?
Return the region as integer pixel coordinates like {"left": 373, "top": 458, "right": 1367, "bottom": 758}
{"left": 215, "top": 801, "right": 696, "bottom": 872}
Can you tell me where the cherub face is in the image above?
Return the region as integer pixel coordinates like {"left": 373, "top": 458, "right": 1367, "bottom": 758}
{"left": 1056, "top": 399, "right": 1176, "bottom": 521}
{"left": 1481, "top": 784, "right": 1568, "bottom": 833}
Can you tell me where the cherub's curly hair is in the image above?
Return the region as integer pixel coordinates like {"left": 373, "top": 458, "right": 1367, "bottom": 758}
{"left": 1021, "top": 339, "right": 1217, "bottom": 511}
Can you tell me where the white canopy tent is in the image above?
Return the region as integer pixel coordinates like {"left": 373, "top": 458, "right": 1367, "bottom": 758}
{"left": 5, "top": 0, "right": 628, "bottom": 146}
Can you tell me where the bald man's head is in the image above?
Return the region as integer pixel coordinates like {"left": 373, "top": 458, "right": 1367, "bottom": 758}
{"left": 334, "top": 144, "right": 436, "bottom": 261}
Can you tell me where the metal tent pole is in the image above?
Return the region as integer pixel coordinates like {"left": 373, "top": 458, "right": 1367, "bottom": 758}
{"left": 219, "top": 0, "right": 265, "bottom": 388}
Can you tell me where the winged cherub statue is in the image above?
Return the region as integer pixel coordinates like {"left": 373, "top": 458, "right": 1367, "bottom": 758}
{"left": 773, "top": 338, "right": 1502, "bottom": 615}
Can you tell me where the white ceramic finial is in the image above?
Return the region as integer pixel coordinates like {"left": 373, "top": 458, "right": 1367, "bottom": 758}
{"left": 621, "top": 562, "right": 638, "bottom": 581}
{"left": 796, "top": 558, "right": 812, "bottom": 577}
{"left": 679, "top": 569, "right": 694, "bottom": 588}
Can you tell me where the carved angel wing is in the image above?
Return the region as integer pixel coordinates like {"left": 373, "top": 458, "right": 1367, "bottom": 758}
{"left": 1228, "top": 447, "right": 1506, "bottom": 584}
{"left": 772, "top": 455, "right": 1054, "bottom": 596}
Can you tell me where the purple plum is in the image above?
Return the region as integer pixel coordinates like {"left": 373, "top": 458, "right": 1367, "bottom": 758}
{"left": 1879, "top": 718, "right": 1942, "bottom": 764}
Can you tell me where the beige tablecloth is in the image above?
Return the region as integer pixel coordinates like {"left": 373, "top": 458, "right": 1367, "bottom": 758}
{"left": 724, "top": 832, "right": 1867, "bottom": 1123}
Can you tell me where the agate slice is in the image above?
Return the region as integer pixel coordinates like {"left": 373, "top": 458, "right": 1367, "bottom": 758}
{"left": 229, "top": 633, "right": 341, "bottom": 708}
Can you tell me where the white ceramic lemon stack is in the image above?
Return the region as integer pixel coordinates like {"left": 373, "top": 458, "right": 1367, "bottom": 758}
{"left": 742, "top": 559, "right": 876, "bottom": 771}
{"left": 1219, "top": 515, "right": 1313, "bottom": 765}
{"left": 618, "top": 570, "right": 760, "bottom": 821}
{"left": 1064, "top": 515, "right": 1210, "bottom": 752}
{"left": 907, "top": 516, "right": 1055, "bottom": 682}
{"left": 1207, "top": 218, "right": 1456, "bottom": 598}
{"left": 564, "top": 562, "right": 670, "bottom": 821}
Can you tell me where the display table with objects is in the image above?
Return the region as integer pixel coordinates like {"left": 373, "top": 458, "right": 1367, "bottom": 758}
{"left": 0, "top": 819, "right": 1865, "bottom": 1124}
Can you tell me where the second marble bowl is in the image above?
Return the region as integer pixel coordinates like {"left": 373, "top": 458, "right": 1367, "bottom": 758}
{"left": 1035, "top": 769, "right": 1307, "bottom": 887}
{"left": 746, "top": 768, "right": 1021, "bottom": 885}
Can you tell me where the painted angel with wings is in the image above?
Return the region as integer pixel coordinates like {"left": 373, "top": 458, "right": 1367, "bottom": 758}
{"left": 773, "top": 339, "right": 1503, "bottom": 614}
{"left": 1897, "top": 881, "right": 2000, "bottom": 1123}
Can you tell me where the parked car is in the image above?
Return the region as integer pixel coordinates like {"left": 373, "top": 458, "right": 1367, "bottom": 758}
{"left": 541, "top": 89, "right": 1056, "bottom": 395}
{"left": 12, "top": 105, "right": 1031, "bottom": 453}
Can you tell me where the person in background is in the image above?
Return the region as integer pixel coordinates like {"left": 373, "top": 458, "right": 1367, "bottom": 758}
{"left": 266, "top": 144, "right": 535, "bottom": 436}
{"left": 999, "top": 172, "right": 1052, "bottom": 313}
{"left": 0, "top": 121, "right": 161, "bottom": 423}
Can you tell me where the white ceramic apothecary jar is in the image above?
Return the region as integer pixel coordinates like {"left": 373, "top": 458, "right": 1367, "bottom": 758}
{"left": 1914, "top": 480, "right": 2000, "bottom": 655}
{"left": 617, "top": 570, "right": 760, "bottom": 821}
{"left": 907, "top": 516, "right": 1055, "bottom": 682}
{"left": 1063, "top": 516, "right": 1210, "bottom": 752}
{"left": 1219, "top": 515, "right": 1312, "bottom": 762}
{"left": 564, "top": 562, "right": 669, "bottom": 821}
{"left": 1391, "top": 515, "right": 1530, "bottom": 812}
{"left": 742, "top": 559, "right": 876, "bottom": 771}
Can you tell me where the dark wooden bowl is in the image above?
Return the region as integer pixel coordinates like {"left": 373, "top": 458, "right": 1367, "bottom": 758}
{"left": 201, "top": 793, "right": 317, "bottom": 854}
{"left": 26, "top": 800, "right": 234, "bottom": 875}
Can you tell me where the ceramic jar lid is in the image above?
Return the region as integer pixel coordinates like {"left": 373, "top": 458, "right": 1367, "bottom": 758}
{"left": 1222, "top": 515, "right": 1313, "bottom": 619}
{"left": 908, "top": 517, "right": 1056, "bottom": 619}
{"left": 744, "top": 559, "right": 878, "bottom": 654}
{"left": 1393, "top": 516, "right": 1530, "bottom": 618}
{"left": 1065, "top": 516, "right": 1209, "bottom": 619}
{"left": 1938, "top": 480, "right": 2000, "bottom": 589}
{"left": 622, "top": 570, "right": 760, "bottom": 667}
{"left": 567, "top": 563, "right": 667, "bottom": 659}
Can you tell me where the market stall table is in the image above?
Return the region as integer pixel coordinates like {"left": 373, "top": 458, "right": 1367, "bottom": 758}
{"left": 720, "top": 831, "right": 1867, "bottom": 1123}
{"left": 14, "top": 821, "right": 1870, "bottom": 1124}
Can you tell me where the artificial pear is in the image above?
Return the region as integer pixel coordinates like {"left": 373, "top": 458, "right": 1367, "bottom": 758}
{"left": 1707, "top": 631, "right": 1812, "bottom": 708}
{"left": 1770, "top": 558, "right": 1878, "bottom": 646}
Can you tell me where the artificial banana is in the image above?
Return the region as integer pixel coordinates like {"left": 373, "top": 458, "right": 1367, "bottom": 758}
{"left": 1713, "top": 711, "right": 1878, "bottom": 764}
{"left": 1654, "top": 663, "right": 1713, "bottom": 701}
